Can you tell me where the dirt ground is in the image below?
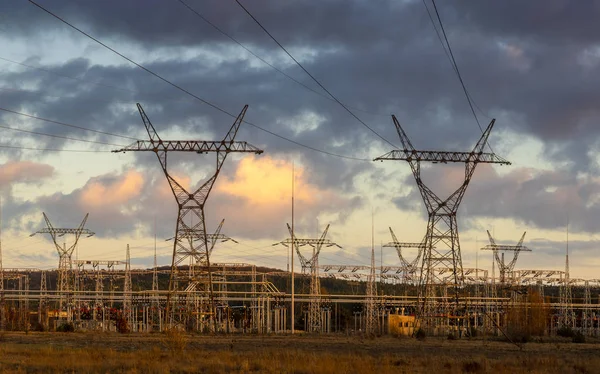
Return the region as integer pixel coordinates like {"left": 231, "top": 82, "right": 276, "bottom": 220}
{"left": 0, "top": 332, "right": 597, "bottom": 373}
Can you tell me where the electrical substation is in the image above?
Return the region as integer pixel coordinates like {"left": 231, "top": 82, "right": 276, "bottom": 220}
{"left": 0, "top": 0, "right": 596, "bottom": 345}
{"left": 0, "top": 103, "right": 597, "bottom": 339}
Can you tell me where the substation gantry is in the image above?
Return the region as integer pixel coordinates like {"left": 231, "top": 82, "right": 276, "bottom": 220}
{"left": 113, "top": 103, "right": 262, "bottom": 328}
{"left": 383, "top": 227, "right": 426, "bottom": 284}
{"left": 275, "top": 224, "right": 341, "bottom": 333}
{"left": 375, "top": 115, "right": 510, "bottom": 317}
{"left": 30, "top": 212, "right": 95, "bottom": 309}
{"left": 481, "top": 230, "right": 530, "bottom": 287}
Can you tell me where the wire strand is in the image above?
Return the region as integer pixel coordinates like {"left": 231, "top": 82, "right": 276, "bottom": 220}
{"left": 0, "top": 145, "right": 111, "bottom": 152}
{"left": 234, "top": 0, "right": 398, "bottom": 149}
{"left": 28, "top": 0, "right": 370, "bottom": 162}
{"left": 0, "top": 106, "right": 139, "bottom": 141}
{"left": 175, "top": 0, "right": 388, "bottom": 117}
{"left": 0, "top": 123, "right": 125, "bottom": 147}
{"left": 428, "top": 0, "right": 495, "bottom": 153}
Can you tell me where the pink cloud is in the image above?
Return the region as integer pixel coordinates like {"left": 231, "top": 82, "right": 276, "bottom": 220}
{"left": 79, "top": 170, "right": 144, "bottom": 208}
{"left": 0, "top": 160, "right": 54, "bottom": 186}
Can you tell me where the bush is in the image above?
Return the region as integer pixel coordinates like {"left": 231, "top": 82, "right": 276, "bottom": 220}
{"left": 463, "top": 360, "right": 484, "bottom": 373}
{"left": 31, "top": 322, "right": 46, "bottom": 332}
{"left": 162, "top": 329, "right": 188, "bottom": 354}
{"left": 572, "top": 332, "right": 586, "bottom": 343}
{"left": 115, "top": 317, "right": 130, "bottom": 334}
{"left": 56, "top": 322, "right": 74, "bottom": 332}
{"left": 466, "top": 327, "right": 478, "bottom": 338}
{"left": 415, "top": 328, "right": 426, "bottom": 341}
{"left": 557, "top": 326, "right": 575, "bottom": 338}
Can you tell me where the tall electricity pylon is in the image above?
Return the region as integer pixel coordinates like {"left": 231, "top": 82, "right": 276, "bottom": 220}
{"left": 383, "top": 227, "right": 425, "bottom": 283}
{"left": 31, "top": 213, "right": 94, "bottom": 308}
{"left": 275, "top": 224, "right": 341, "bottom": 333}
{"left": 365, "top": 243, "right": 378, "bottom": 335}
{"left": 375, "top": 116, "right": 510, "bottom": 316}
{"left": 113, "top": 103, "right": 262, "bottom": 328}
{"left": 481, "top": 230, "right": 529, "bottom": 286}
{"left": 559, "top": 225, "right": 575, "bottom": 329}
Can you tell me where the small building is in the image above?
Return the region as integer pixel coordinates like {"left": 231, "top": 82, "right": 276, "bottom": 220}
{"left": 388, "top": 310, "right": 418, "bottom": 336}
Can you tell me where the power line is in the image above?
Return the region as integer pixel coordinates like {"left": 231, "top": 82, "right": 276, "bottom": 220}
{"left": 427, "top": 0, "right": 496, "bottom": 154}
{"left": 421, "top": 0, "right": 492, "bottom": 121}
{"left": 0, "top": 106, "right": 139, "bottom": 141}
{"left": 29, "top": 0, "right": 370, "bottom": 162}
{"left": 0, "top": 122, "right": 125, "bottom": 147}
{"left": 234, "top": 0, "right": 398, "bottom": 149}
{"left": 175, "top": 0, "right": 388, "bottom": 117}
{"left": 0, "top": 55, "right": 207, "bottom": 108}
{"left": 0, "top": 55, "right": 141, "bottom": 96}
{"left": 429, "top": 0, "right": 483, "bottom": 133}
{"left": 0, "top": 145, "right": 111, "bottom": 152}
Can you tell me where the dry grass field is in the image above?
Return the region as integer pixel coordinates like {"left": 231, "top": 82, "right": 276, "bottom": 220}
{"left": 0, "top": 332, "right": 597, "bottom": 373}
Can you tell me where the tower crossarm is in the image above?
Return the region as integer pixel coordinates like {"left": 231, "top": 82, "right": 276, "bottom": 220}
{"left": 481, "top": 245, "right": 531, "bottom": 252}
{"left": 374, "top": 150, "right": 510, "bottom": 164}
{"left": 31, "top": 228, "right": 95, "bottom": 237}
{"left": 113, "top": 140, "right": 263, "bottom": 154}
{"left": 274, "top": 223, "right": 341, "bottom": 269}
{"left": 31, "top": 213, "right": 95, "bottom": 256}
{"left": 384, "top": 228, "right": 426, "bottom": 270}
{"left": 483, "top": 231, "right": 529, "bottom": 281}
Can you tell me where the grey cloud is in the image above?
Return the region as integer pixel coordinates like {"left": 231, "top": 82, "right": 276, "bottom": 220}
{"left": 2, "top": 0, "right": 600, "bottom": 241}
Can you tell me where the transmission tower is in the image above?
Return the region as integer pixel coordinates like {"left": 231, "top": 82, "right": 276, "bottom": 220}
{"left": 30, "top": 213, "right": 94, "bottom": 309}
{"left": 383, "top": 227, "right": 425, "bottom": 283}
{"left": 0, "top": 198, "right": 3, "bottom": 330}
{"left": 365, "top": 243, "right": 378, "bottom": 335}
{"left": 481, "top": 230, "right": 530, "bottom": 286}
{"left": 275, "top": 223, "right": 341, "bottom": 333}
{"left": 375, "top": 116, "right": 510, "bottom": 318}
{"left": 559, "top": 227, "right": 575, "bottom": 329}
{"left": 113, "top": 103, "right": 262, "bottom": 328}
{"left": 124, "top": 244, "right": 132, "bottom": 326}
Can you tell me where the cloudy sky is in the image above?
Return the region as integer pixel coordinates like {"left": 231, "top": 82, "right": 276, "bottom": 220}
{"left": 0, "top": 0, "right": 598, "bottom": 279}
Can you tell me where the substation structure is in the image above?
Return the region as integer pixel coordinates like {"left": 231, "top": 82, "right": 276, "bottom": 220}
{"left": 1, "top": 254, "right": 600, "bottom": 337}
{"left": 0, "top": 219, "right": 596, "bottom": 336}
{"left": 3, "top": 106, "right": 596, "bottom": 337}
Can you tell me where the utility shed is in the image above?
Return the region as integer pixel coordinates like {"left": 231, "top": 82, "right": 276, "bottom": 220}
{"left": 388, "top": 314, "right": 417, "bottom": 336}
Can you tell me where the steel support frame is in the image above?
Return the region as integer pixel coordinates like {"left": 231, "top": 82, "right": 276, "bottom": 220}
{"left": 31, "top": 213, "right": 94, "bottom": 310}
{"left": 276, "top": 224, "right": 340, "bottom": 333}
{"left": 114, "top": 103, "right": 262, "bottom": 330}
{"left": 375, "top": 115, "right": 510, "bottom": 323}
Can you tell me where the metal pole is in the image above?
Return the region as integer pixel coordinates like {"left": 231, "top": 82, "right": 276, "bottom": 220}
{"left": 291, "top": 162, "right": 295, "bottom": 334}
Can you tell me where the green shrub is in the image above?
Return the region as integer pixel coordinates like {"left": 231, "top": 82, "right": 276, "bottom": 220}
{"left": 557, "top": 326, "right": 575, "bottom": 338}
{"left": 415, "top": 328, "right": 426, "bottom": 341}
{"left": 572, "top": 332, "right": 586, "bottom": 343}
{"left": 56, "top": 322, "right": 74, "bottom": 332}
{"left": 115, "top": 317, "right": 130, "bottom": 334}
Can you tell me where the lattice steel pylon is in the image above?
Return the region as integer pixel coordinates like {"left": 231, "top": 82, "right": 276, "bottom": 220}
{"left": 275, "top": 224, "right": 341, "bottom": 333}
{"left": 559, "top": 235, "right": 575, "bottom": 329}
{"left": 30, "top": 213, "right": 94, "bottom": 309}
{"left": 113, "top": 103, "right": 262, "bottom": 328}
{"left": 365, "top": 243, "right": 378, "bottom": 335}
{"left": 374, "top": 116, "right": 510, "bottom": 317}
{"left": 481, "top": 230, "right": 530, "bottom": 287}
{"left": 383, "top": 227, "right": 425, "bottom": 284}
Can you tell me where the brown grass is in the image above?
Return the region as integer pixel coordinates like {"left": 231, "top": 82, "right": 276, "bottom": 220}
{"left": 0, "top": 332, "right": 596, "bottom": 373}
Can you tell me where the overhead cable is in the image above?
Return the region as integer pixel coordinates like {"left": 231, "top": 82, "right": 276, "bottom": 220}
{"left": 235, "top": 0, "right": 398, "bottom": 149}
{"left": 175, "top": 0, "right": 388, "bottom": 117}
{"left": 29, "top": 0, "right": 370, "bottom": 162}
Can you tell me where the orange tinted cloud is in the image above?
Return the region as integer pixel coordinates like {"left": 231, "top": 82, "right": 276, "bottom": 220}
{"left": 79, "top": 170, "right": 144, "bottom": 208}
{"left": 0, "top": 160, "right": 54, "bottom": 185}
{"left": 217, "top": 156, "right": 325, "bottom": 206}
